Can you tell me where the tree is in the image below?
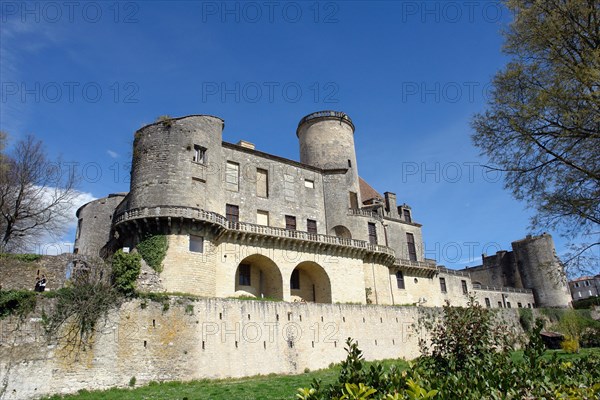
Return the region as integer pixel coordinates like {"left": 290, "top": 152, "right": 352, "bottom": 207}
{"left": 472, "top": 0, "right": 600, "bottom": 272}
{"left": 0, "top": 134, "right": 78, "bottom": 252}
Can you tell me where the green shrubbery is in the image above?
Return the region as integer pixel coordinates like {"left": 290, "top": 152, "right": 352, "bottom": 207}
{"left": 297, "top": 300, "right": 600, "bottom": 399}
{"left": 0, "top": 290, "right": 37, "bottom": 319}
{"left": 111, "top": 250, "right": 142, "bottom": 295}
{"left": 0, "top": 253, "right": 42, "bottom": 262}
{"left": 136, "top": 234, "right": 168, "bottom": 273}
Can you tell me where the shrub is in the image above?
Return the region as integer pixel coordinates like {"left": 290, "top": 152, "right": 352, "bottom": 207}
{"left": 0, "top": 290, "right": 37, "bottom": 319}
{"left": 561, "top": 336, "right": 580, "bottom": 353}
{"left": 136, "top": 234, "right": 168, "bottom": 273}
{"left": 111, "top": 250, "right": 141, "bottom": 295}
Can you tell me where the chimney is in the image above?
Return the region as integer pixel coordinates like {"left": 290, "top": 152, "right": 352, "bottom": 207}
{"left": 384, "top": 192, "right": 398, "bottom": 217}
{"left": 237, "top": 140, "right": 255, "bottom": 150}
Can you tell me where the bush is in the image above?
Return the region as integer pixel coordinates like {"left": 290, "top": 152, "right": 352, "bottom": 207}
{"left": 136, "top": 234, "right": 168, "bottom": 273}
{"left": 561, "top": 337, "right": 580, "bottom": 353}
{"left": 0, "top": 290, "right": 37, "bottom": 319}
{"left": 111, "top": 250, "right": 141, "bottom": 295}
{"left": 0, "top": 253, "right": 42, "bottom": 263}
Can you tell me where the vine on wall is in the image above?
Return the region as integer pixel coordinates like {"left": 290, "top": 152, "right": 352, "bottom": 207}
{"left": 136, "top": 234, "right": 168, "bottom": 273}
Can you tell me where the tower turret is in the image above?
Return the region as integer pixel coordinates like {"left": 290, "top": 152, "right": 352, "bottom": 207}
{"left": 297, "top": 111, "right": 362, "bottom": 237}
{"left": 512, "top": 234, "right": 572, "bottom": 308}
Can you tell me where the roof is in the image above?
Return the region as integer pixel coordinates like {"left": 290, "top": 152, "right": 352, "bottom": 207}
{"left": 359, "top": 177, "right": 383, "bottom": 203}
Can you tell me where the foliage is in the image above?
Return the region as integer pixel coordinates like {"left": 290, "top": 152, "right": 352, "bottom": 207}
{"left": 156, "top": 115, "right": 173, "bottom": 128}
{"left": 0, "top": 289, "right": 37, "bottom": 319}
{"left": 572, "top": 296, "right": 600, "bottom": 309}
{"left": 518, "top": 307, "right": 533, "bottom": 332}
{"left": 298, "top": 300, "right": 600, "bottom": 399}
{"left": 43, "top": 260, "right": 120, "bottom": 352}
{"left": 0, "top": 253, "right": 42, "bottom": 262}
{"left": 111, "top": 250, "right": 141, "bottom": 295}
{"left": 471, "top": 0, "right": 600, "bottom": 271}
{"left": 561, "top": 337, "right": 580, "bottom": 353}
{"left": 0, "top": 134, "right": 79, "bottom": 253}
{"left": 136, "top": 234, "right": 168, "bottom": 273}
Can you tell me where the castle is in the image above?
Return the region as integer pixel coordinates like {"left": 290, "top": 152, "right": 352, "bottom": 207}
{"left": 74, "top": 111, "right": 572, "bottom": 309}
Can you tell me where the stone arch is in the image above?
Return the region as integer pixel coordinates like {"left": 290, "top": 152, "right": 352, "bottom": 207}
{"left": 234, "top": 254, "right": 283, "bottom": 300}
{"left": 330, "top": 225, "right": 352, "bottom": 239}
{"left": 289, "top": 261, "right": 332, "bottom": 303}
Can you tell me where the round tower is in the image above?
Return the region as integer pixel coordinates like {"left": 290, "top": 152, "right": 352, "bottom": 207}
{"left": 129, "top": 115, "right": 224, "bottom": 211}
{"left": 74, "top": 193, "right": 127, "bottom": 256}
{"left": 297, "top": 111, "right": 362, "bottom": 237}
{"left": 512, "top": 234, "right": 572, "bottom": 308}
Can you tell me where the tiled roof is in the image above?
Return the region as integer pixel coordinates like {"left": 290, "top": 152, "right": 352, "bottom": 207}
{"left": 359, "top": 177, "right": 383, "bottom": 203}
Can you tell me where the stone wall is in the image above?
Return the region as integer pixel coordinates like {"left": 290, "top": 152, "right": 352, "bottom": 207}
{"left": 0, "top": 255, "right": 72, "bottom": 291}
{"left": 0, "top": 297, "right": 526, "bottom": 400}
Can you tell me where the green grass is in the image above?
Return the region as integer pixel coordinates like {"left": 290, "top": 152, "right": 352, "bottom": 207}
{"left": 40, "top": 350, "right": 599, "bottom": 400}
{"left": 42, "top": 359, "right": 409, "bottom": 400}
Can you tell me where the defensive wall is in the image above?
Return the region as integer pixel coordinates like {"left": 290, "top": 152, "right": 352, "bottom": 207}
{"left": 0, "top": 297, "right": 525, "bottom": 400}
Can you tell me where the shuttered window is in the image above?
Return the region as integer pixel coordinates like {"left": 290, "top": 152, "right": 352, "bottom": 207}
{"left": 406, "top": 233, "right": 417, "bottom": 261}
{"left": 225, "top": 161, "right": 239, "bottom": 191}
{"left": 368, "top": 223, "right": 377, "bottom": 245}
{"left": 257, "top": 168, "right": 268, "bottom": 197}
{"left": 285, "top": 215, "right": 296, "bottom": 230}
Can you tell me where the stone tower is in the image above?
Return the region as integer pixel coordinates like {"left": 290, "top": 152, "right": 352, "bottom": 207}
{"left": 297, "top": 111, "right": 361, "bottom": 237}
{"left": 129, "top": 115, "right": 225, "bottom": 213}
{"left": 512, "top": 234, "right": 572, "bottom": 308}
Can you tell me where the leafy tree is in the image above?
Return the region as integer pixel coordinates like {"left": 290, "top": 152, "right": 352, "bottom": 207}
{"left": 471, "top": 0, "right": 600, "bottom": 272}
{"left": 0, "top": 134, "right": 78, "bottom": 252}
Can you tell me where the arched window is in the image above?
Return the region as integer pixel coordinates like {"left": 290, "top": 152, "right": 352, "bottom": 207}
{"left": 396, "top": 271, "right": 405, "bottom": 289}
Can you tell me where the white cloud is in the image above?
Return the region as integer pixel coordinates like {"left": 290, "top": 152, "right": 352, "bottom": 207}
{"left": 24, "top": 188, "right": 96, "bottom": 254}
{"left": 107, "top": 150, "right": 119, "bottom": 159}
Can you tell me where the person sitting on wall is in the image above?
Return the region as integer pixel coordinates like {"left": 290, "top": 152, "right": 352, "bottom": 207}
{"left": 34, "top": 276, "right": 41, "bottom": 292}
{"left": 39, "top": 275, "right": 47, "bottom": 292}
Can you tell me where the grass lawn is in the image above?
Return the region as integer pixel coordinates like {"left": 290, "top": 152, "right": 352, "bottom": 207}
{"left": 43, "top": 349, "right": 600, "bottom": 400}
{"left": 43, "top": 359, "right": 409, "bottom": 400}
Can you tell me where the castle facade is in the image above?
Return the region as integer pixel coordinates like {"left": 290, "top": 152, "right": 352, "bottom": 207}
{"left": 74, "top": 111, "right": 572, "bottom": 308}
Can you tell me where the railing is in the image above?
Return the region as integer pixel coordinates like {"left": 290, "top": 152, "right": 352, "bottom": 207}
{"left": 395, "top": 258, "right": 437, "bottom": 269}
{"left": 347, "top": 208, "right": 381, "bottom": 219}
{"left": 298, "top": 110, "right": 353, "bottom": 128}
{"left": 437, "top": 267, "right": 471, "bottom": 277}
{"left": 115, "top": 206, "right": 395, "bottom": 257}
{"left": 472, "top": 283, "right": 533, "bottom": 294}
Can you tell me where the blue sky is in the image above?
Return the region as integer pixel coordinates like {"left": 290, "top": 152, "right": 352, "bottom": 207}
{"left": 1, "top": 1, "right": 589, "bottom": 270}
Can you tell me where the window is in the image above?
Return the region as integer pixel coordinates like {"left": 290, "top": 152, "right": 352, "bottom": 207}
{"left": 257, "top": 210, "right": 269, "bottom": 226}
{"left": 226, "top": 204, "right": 239, "bottom": 224}
{"left": 498, "top": 301, "right": 503, "bottom": 308}
{"left": 225, "top": 161, "right": 239, "bottom": 191}
{"left": 368, "top": 222, "right": 377, "bottom": 245}
{"left": 518, "top": 302, "right": 523, "bottom": 308}
{"left": 485, "top": 298, "right": 491, "bottom": 308}
{"left": 349, "top": 192, "right": 359, "bottom": 209}
{"left": 396, "top": 271, "right": 405, "bottom": 289}
{"left": 348, "top": 159, "right": 352, "bottom": 168}
{"left": 461, "top": 280, "right": 468, "bottom": 295}
{"left": 528, "top": 303, "right": 532, "bottom": 308}
{"left": 193, "top": 145, "right": 206, "bottom": 164}
{"left": 304, "top": 179, "right": 314, "bottom": 189}
{"left": 403, "top": 209, "right": 412, "bottom": 223}
{"left": 285, "top": 215, "right": 297, "bottom": 230}
{"left": 189, "top": 235, "right": 204, "bottom": 253}
{"left": 290, "top": 269, "right": 300, "bottom": 290}
{"left": 589, "top": 290, "right": 593, "bottom": 296}
{"left": 406, "top": 233, "right": 417, "bottom": 262}
{"left": 575, "top": 282, "right": 580, "bottom": 288}
{"left": 307, "top": 219, "right": 317, "bottom": 234}
{"left": 439, "top": 277, "right": 447, "bottom": 293}
{"left": 506, "top": 302, "right": 512, "bottom": 308}
{"left": 585, "top": 280, "right": 591, "bottom": 287}
{"left": 256, "top": 168, "right": 268, "bottom": 198}
{"left": 239, "top": 264, "right": 251, "bottom": 286}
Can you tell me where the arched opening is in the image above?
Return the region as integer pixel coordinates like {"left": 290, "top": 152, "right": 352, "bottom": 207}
{"left": 289, "top": 261, "right": 332, "bottom": 303}
{"left": 330, "top": 225, "right": 352, "bottom": 239}
{"left": 234, "top": 254, "right": 283, "bottom": 300}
